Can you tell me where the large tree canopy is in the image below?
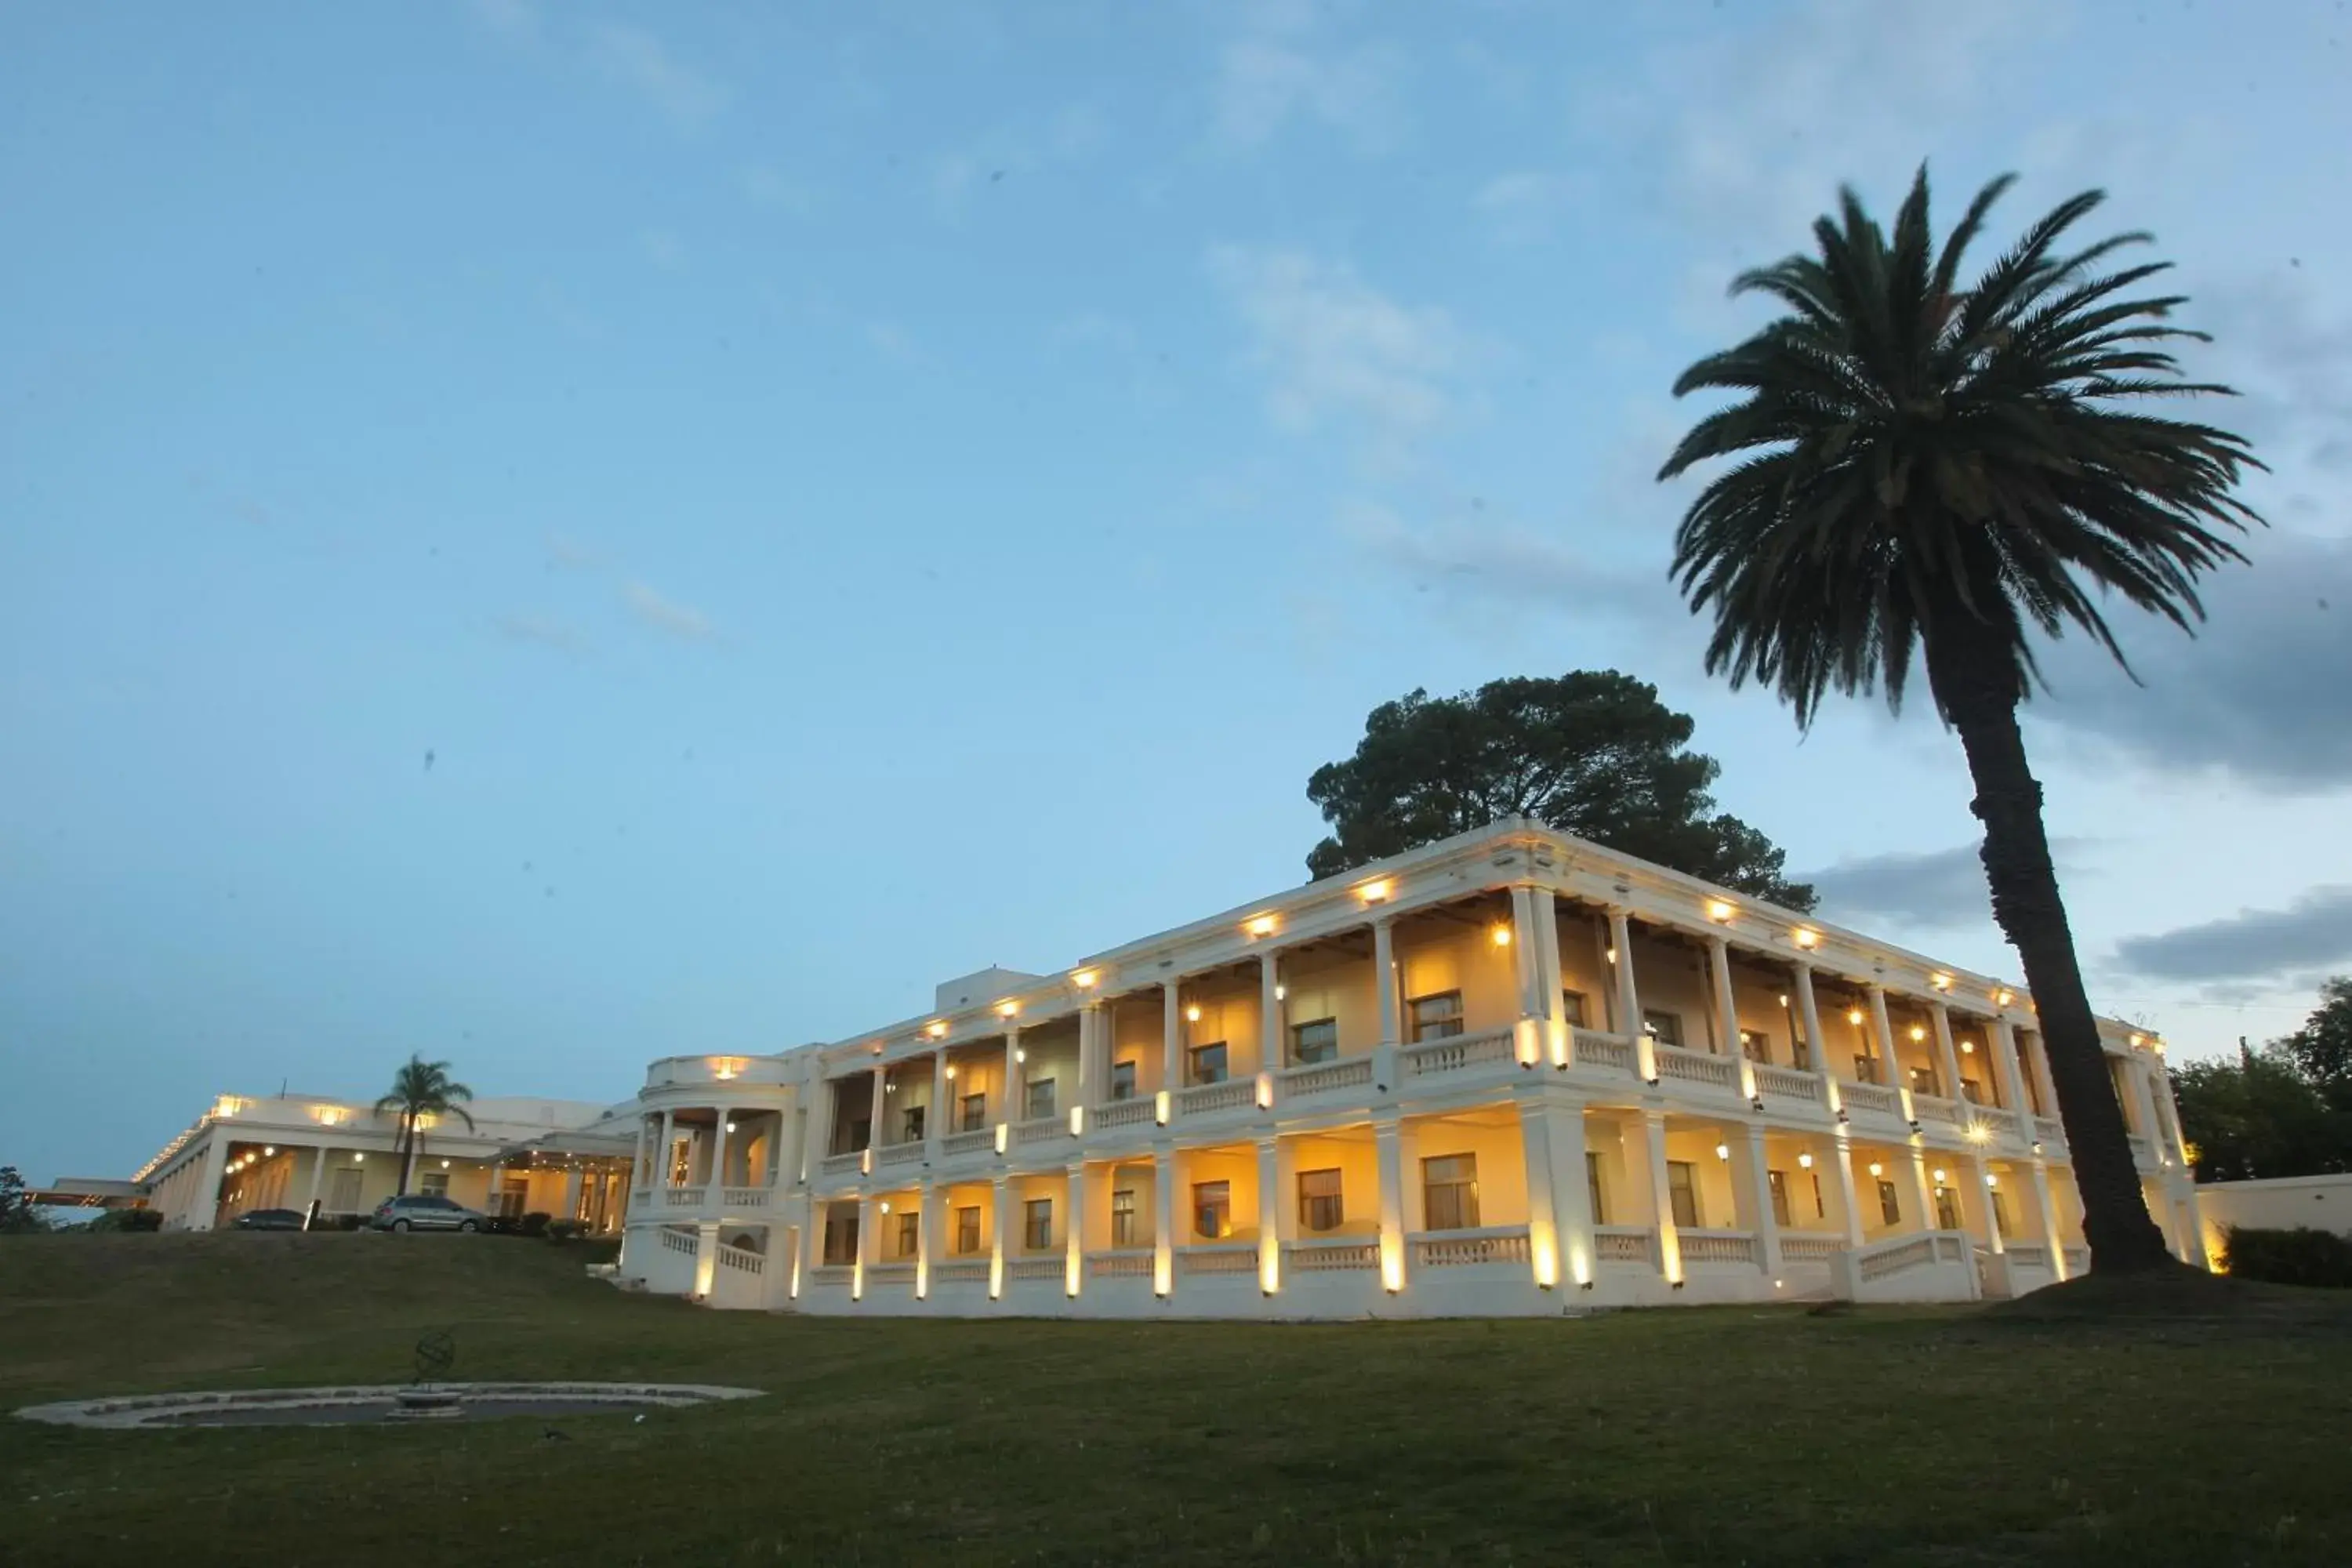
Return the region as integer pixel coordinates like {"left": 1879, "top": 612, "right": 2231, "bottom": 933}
{"left": 2174, "top": 978, "right": 2352, "bottom": 1181}
{"left": 1303, "top": 670, "right": 1816, "bottom": 909}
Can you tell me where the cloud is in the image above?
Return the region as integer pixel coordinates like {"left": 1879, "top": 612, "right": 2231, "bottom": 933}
{"left": 1208, "top": 245, "right": 1482, "bottom": 454}
{"left": 543, "top": 532, "right": 602, "bottom": 572}
{"left": 493, "top": 612, "right": 591, "bottom": 658}
{"left": 2194, "top": 273, "right": 2352, "bottom": 477}
{"left": 1211, "top": 35, "right": 1404, "bottom": 152}
{"left": 1340, "top": 499, "right": 1675, "bottom": 620}
{"left": 583, "top": 22, "right": 728, "bottom": 127}
{"left": 2111, "top": 886, "right": 2352, "bottom": 984}
{"left": 1472, "top": 171, "right": 1585, "bottom": 243}
{"left": 2032, "top": 529, "right": 2352, "bottom": 789}
{"left": 623, "top": 583, "right": 717, "bottom": 642}
{"left": 1803, "top": 844, "right": 1995, "bottom": 931}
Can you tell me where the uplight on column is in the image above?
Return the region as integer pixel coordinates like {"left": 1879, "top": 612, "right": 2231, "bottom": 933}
{"left": 1154, "top": 1090, "right": 1171, "bottom": 1126}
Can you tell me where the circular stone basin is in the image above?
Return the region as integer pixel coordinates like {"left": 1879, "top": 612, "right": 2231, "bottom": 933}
{"left": 15, "top": 1382, "right": 762, "bottom": 1430}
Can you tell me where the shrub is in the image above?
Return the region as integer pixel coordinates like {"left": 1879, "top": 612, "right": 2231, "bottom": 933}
{"left": 546, "top": 1219, "right": 582, "bottom": 1243}
{"left": 2221, "top": 1225, "right": 2352, "bottom": 1287}
{"left": 85, "top": 1207, "right": 164, "bottom": 1232}
{"left": 519, "top": 1211, "right": 551, "bottom": 1238}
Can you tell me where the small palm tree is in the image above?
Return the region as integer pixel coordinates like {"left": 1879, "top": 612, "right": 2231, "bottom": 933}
{"left": 373, "top": 1055, "right": 477, "bottom": 1196}
{"left": 1660, "top": 168, "right": 2259, "bottom": 1274}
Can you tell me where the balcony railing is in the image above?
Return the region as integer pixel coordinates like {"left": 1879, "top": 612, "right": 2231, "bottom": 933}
{"left": 1092, "top": 1098, "right": 1155, "bottom": 1131}
{"left": 2126, "top": 1134, "right": 2154, "bottom": 1165}
{"left": 940, "top": 1129, "right": 994, "bottom": 1157}
{"left": 1594, "top": 1225, "right": 1655, "bottom": 1265}
{"left": 878, "top": 1142, "right": 925, "bottom": 1168}
{"left": 2002, "top": 1243, "right": 2050, "bottom": 1271}
{"left": 1677, "top": 1229, "right": 1758, "bottom": 1266}
{"left": 1279, "top": 1057, "right": 1373, "bottom": 1099}
{"left": 1177, "top": 1080, "right": 1258, "bottom": 1118}
{"left": 1087, "top": 1250, "right": 1154, "bottom": 1279}
{"left": 1839, "top": 1081, "right": 1901, "bottom": 1118}
{"left": 869, "top": 1261, "right": 916, "bottom": 1286}
{"left": 1014, "top": 1116, "right": 1074, "bottom": 1147}
{"left": 1755, "top": 1064, "right": 1826, "bottom": 1106}
{"left": 1409, "top": 1226, "right": 1530, "bottom": 1269}
{"left": 1403, "top": 1026, "right": 1515, "bottom": 1079}
{"left": 931, "top": 1259, "right": 990, "bottom": 1283}
{"left": 716, "top": 1243, "right": 764, "bottom": 1276}
{"left": 721, "top": 1186, "right": 772, "bottom": 1209}
{"left": 1778, "top": 1232, "right": 1842, "bottom": 1263}
{"left": 1914, "top": 1094, "right": 1963, "bottom": 1129}
{"left": 1282, "top": 1238, "right": 1378, "bottom": 1272}
{"left": 1177, "top": 1243, "right": 1259, "bottom": 1276}
{"left": 1653, "top": 1044, "right": 1737, "bottom": 1091}
{"left": 818, "top": 1152, "right": 862, "bottom": 1177}
{"left": 2034, "top": 1115, "right": 2066, "bottom": 1145}
{"left": 658, "top": 1226, "right": 697, "bottom": 1257}
{"left": 1573, "top": 1033, "right": 1636, "bottom": 1074}
{"left": 1855, "top": 1230, "right": 1969, "bottom": 1282}
{"left": 1006, "top": 1258, "right": 1065, "bottom": 1281}
{"left": 664, "top": 1185, "right": 706, "bottom": 1209}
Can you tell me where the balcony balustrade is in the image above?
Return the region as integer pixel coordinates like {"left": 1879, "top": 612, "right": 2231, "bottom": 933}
{"left": 1408, "top": 1226, "right": 1531, "bottom": 1269}
{"left": 1401, "top": 1025, "right": 1515, "bottom": 1079}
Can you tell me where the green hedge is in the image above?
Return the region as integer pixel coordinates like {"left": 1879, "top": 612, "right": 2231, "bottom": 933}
{"left": 2221, "top": 1225, "right": 2352, "bottom": 1287}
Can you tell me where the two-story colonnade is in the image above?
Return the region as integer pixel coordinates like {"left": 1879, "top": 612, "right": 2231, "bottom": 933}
{"left": 612, "top": 820, "right": 2204, "bottom": 1317}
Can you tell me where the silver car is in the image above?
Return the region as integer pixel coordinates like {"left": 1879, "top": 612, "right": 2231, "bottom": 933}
{"left": 369, "top": 1194, "right": 485, "bottom": 1233}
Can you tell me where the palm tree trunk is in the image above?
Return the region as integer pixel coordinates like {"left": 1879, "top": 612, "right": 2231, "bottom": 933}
{"left": 395, "top": 1112, "right": 413, "bottom": 1196}
{"left": 1932, "top": 648, "right": 2174, "bottom": 1273}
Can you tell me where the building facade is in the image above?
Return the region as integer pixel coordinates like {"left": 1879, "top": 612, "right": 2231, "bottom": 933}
{"left": 133, "top": 1091, "right": 638, "bottom": 1233}
{"left": 615, "top": 820, "right": 2205, "bottom": 1316}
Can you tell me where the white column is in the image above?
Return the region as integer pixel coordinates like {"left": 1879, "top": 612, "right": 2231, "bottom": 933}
{"left": 1610, "top": 910, "right": 1649, "bottom": 1080}
{"left": 853, "top": 1192, "right": 877, "bottom": 1300}
{"left": 2030, "top": 1160, "right": 2068, "bottom": 1280}
{"left": 2024, "top": 1029, "right": 2060, "bottom": 1120}
{"left": 1508, "top": 887, "right": 1544, "bottom": 1069}
{"left": 1003, "top": 1027, "right": 1023, "bottom": 1126}
{"left": 1373, "top": 918, "right": 1399, "bottom": 1045}
{"left": 1709, "top": 935, "right": 1756, "bottom": 1103}
{"left": 989, "top": 1174, "right": 1014, "bottom": 1299}
{"left": 657, "top": 1109, "right": 676, "bottom": 1186}
{"left": 1866, "top": 984, "right": 1899, "bottom": 1091}
{"left": 1374, "top": 1112, "right": 1406, "bottom": 1295}
{"left": 1739, "top": 1124, "right": 1782, "bottom": 1281}
{"left": 1966, "top": 1153, "right": 2005, "bottom": 1255}
{"left": 1907, "top": 1148, "right": 1936, "bottom": 1233}
{"left": 2122, "top": 1053, "right": 2163, "bottom": 1150}
{"left": 561, "top": 1167, "right": 585, "bottom": 1223}
{"left": 1163, "top": 982, "right": 1184, "bottom": 1093}
{"left": 928, "top": 1050, "right": 949, "bottom": 1152}
{"left": 915, "top": 1181, "right": 940, "bottom": 1299}
{"left": 1152, "top": 1145, "right": 1176, "bottom": 1297}
{"left": 1256, "top": 1134, "right": 1281, "bottom": 1295}
{"left": 1532, "top": 889, "right": 1570, "bottom": 1066}
{"left": 1829, "top": 1131, "right": 1864, "bottom": 1247}
{"left": 1259, "top": 949, "right": 1283, "bottom": 1073}
{"left": 630, "top": 1116, "right": 650, "bottom": 1189}
{"left": 1794, "top": 962, "right": 1837, "bottom": 1112}
{"left": 1992, "top": 1018, "right": 2034, "bottom": 1141}
{"left": 1065, "top": 1162, "right": 1089, "bottom": 1297}
{"left": 1636, "top": 1109, "right": 1681, "bottom": 1285}
{"left": 2151, "top": 1061, "right": 2190, "bottom": 1164}
{"left": 1929, "top": 1001, "right": 1966, "bottom": 1110}
{"left": 867, "top": 1064, "right": 887, "bottom": 1152}
{"left": 1073, "top": 1007, "right": 1096, "bottom": 1127}
{"left": 1519, "top": 1096, "right": 1595, "bottom": 1290}
{"left": 710, "top": 1105, "right": 733, "bottom": 1186}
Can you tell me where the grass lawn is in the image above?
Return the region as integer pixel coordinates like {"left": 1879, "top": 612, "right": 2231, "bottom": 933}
{"left": 3, "top": 1235, "right": 2350, "bottom": 1566}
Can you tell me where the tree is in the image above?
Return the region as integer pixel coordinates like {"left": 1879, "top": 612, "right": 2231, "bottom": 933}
{"left": 1659, "top": 169, "right": 2259, "bottom": 1274}
{"left": 0, "top": 1166, "right": 47, "bottom": 1233}
{"left": 2278, "top": 977, "right": 2352, "bottom": 1110}
{"left": 372, "top": 1056, "right": 477, "bottom": 1196}
{"left": 1304, "top": 670, "right": 1816, "bottom": 908}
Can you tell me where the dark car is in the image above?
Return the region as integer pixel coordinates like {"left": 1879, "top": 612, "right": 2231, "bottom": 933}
{"left": 232, "top": 1208, "right": 307, "bottom": 1231}
{"left": 368, "top": 1194, "right": 485, "bottom": 1233}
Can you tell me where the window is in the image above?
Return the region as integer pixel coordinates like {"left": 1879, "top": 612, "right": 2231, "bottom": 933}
{"left": 895, "top": 1210, "right": 920, "bottom": 1258}
{"left": 901, "top": 1105, "right": 927, "bottom": 1143}
{"left": 1990, "top": 1189, "right": 2014, "bottom": 1240}
{"left": 822, "top": 1213, "right": 860, "bottom": 1265}
{"left": 1111, "top": 1187, "right": 1137, "bottom": 1247}
{"left": 1740, "top": 1029, "right": 1770, "bottom": 1063}
{"left": 1854, "top": 1052, "right": 1878, "bottom": 1084}
{"left": 1422, "top": 1153, "right": 1480, "bottom": 1231}
{"left": 1410, "top": 991, "right": 1465, "bottom": 1042}
{"left": 1192, "top": 1180, "right": 1231, "bottom": 1240}
{"left": 850, "top": 1116, "right": 872, "bottom": 1151}
{"left": 419, "top": 1172, "right": 450, "bottom": 1199}
{"left": 1190, "top": 1042, "right": 1229, "bottom": 1085}
{"left": 960, "top": 1092, "right": 988, "bottom": 1133}
{"left": 498, "top": 1189, "right": 526, "bottom": 1219}
{"left": 670, "top": 1141, "right": 693, "bottom": 1183}
{"left": 1911, "top": 1065, "right": 1941, "bottom": 1098}
{"left": 1025, "top": 1078, "right": 1057, "bottom": 1120}
{"left": 328, "top": 1167, "right": 361, "bottom": 1212}
{"left": 1809, "top": 1171, "right": 1826, "bottom": 1221}
{"left": 1666, "top": 1161, "right": 1700, "bottom": 1229}
{"left": 955, "top": 1206, "right": 982, "bottom": 1255}
{"left": 1585, "top": 1151, "right": 1606, "bottom": 1225}
{"left": 1767, "top": 1169, "right": 1791, "bottom": 1228}
{"left": 1290, "top": 1018, "right": 1338, "bottom": 1065}
{"left": 1561, "top": 989, "right": 1588, "bottom": 1028}
{"left": 1934, "top": 1186, "right": 1961, "bottom": 1231}
{"left": 1024, "top": 1198, "right": 1053, "bottom": 1251}
{"left": 1297, "top": 1168, "right": 1343, "bottom": 1232}
{"left": 1110, "top": 1060, "right": 1138, "bottom": 1102}
{"left": 1877, "top": 1179, "right": 1901, "bottom": 1226}
{"left": 1643, "top": 1010, "right": 1684, "bottom": 1048}
{"left": 1960, "top": 1076, "right": 1986, "bottom": 1105}
{"left": 1789, "top": 1018, "right": 1811, "bottom": 1069}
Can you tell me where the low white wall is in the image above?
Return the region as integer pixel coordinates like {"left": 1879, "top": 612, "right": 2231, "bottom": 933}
{"left": 2197, "top": 1173, "right": 2352, "bottom": 1261}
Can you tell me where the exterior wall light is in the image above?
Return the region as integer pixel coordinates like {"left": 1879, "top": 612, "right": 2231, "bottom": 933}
{"left": 263, "top": 1146, "right": 276, "bottom": 1157}
{"left": 1072, "top": 969, "right": 1100, "bottom": 989}
{"left": 926, "top": 1022, "right": 949, "bottom": 1040}
{"left": 1358, "top": 879, "right": 1392, "bottom": 905}
{"left": 1797, "top": 1152, "right": 1813, "bottom": 1169}
{"left": 1490, "top": 924, "right": 1513, "bottom": 946}
{"left": 1847, "top": 1009, "right": 1864, "bottom": 1026}
{"left": 354, "top": 1153, "right": 365, "bottom": 1163}
{"left": 1246, "top": 914, "right": 1278, "bottom": 938}
{"left": 1606, "top": 947, "right": 1618, "bottom": 964}
{"left": 1014, "top": 1047, "right": 1027, "bottom": 1064}
{"left": 1959, "top": 1040, "right": 1976, "bottom": 1054}
{"left": 1931, "top": 973, "right": 1953, "bottom": 992}
{"left": 997, "top": 1000, "right": 1021, "bottom": 1018}
{"left": 1909, "top": 1025, "right": 1926, "bottom": 1043}
{"left": 944, "top": 1063, "right": 958, "bottom": 1080}
{"left": 1867, "top": 1162, "right": 1883, "bottom": 1178}
{"left": 1932, "top": 1168, "right": 1948, "bottom": 1185}
{"left": 1185, "top": 1004, "right": 1202, "bottom": 1023}
{"left": 1706, "top": 900, "right": 1734, "bottom": 923}
{"left": 1994, "top": 989, "right": 2015, "bottom": 1007}
{"left": 726, "top": 1121, "right": 739, "bottom": 1132}
{"left": 1794, "top": 928, "right": 1820, "bottom": 949}
{"left": 1275, "top": 984, "right": 1286, "bottom": 1000}
{"left": 1715, "top": 1144, "right": 1730, "bottom": 1160}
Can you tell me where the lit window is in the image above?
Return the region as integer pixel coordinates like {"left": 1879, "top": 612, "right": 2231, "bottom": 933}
{"left": 1025, "top": 1079, "right": 1057, "bottom": 1120}
{"left": 1189, "top": 1042, "right": 1229, "bottom": 1086}
{"left": 1290, "top": 1018, "right": 1339, "bottom": 1065}
{"left": 1766, "top": 1169, "right": 1791, "bottom": 1228}
{"left": 1111, "top": 1187, "right": 1137, "bottom": 1247}
{"left": 419, "top": 1172, "right": 450, "bottom": 1199}
{"left": 955, "top": 1206, "right": 982, "bottom": 1255}
{"left": 1421, "top": 1153, "right": 1479, "bottom": 1231}
{"left": 1297, "top": 1168, "right": 1343, "bottom": 1232}
{"left": 1911, "top": 1065, "right": 1941, "bottom": 1098}
{"left": 1960, "top": 1077, "right": 1986, "bottom": 1105}
{"left": 1666, "top": 1161, "right": 1700, "bottom": 1229}
{"left": 1853, "top": 1052, "right": 1878, "bottom": 1085}
{"left": 1560, "top": 989, "right": 1588, "bottom": 1029}
{"left": 1023, "top": 1198, "right": 1053, "bottom": 1252}
{"left": 1643, "top": 1010, "right": 1684, "bottom": 1049}
{"left": 1192, "top": 1180, "right": 1232, "bottom": 1240}
{"left": 1110, "top": 1061, "right": 1138, "bottom": 1102}
{"left": 1934, "top": 1185, "right": 1962, "bottom": 1231}
{"left": 960, "top": 1093, "right": 988, "bottom": 1133}
{"left": 901, "top": 1105, "right": 927, "bottom": 1144}
{"left": 1990, "top": 1189, "right": 2014, "bottom": 1240}
{"left": 822, "top": 1212, "right": 860, "bottom": 1265}
{"left": 1584, "top": 1151, "right": 1607, "bottom": 1225}
{"left": 1739, "top": 1029, "right": 1771, "bottom": 1064}
{"left": 1410, "top": 992, "right": 1465, "bottom": 1043}
{"left": 895, "top": 1210, "right": 920, "bottom": 1258}
{"left": 1877, "top": 1180, "right": 1901, "bottom": 1227}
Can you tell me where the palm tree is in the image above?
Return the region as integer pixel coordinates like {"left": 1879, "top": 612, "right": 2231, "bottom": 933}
{"left": 373, "top": 1055, "right": 477, "bottom": 1196}
{"left": 1659, "top": 169, "right": 2259, "bottom": 1274}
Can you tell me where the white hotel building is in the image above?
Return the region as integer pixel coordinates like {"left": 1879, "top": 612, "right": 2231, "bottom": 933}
{"left": 614, "top": 820, "right": 2205, "bottom": 1316}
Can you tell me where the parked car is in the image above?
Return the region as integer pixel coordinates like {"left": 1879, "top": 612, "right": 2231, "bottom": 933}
{"left": 369, "top": 1195, "right": 486, "bottom": 1233}
{"left": 231, "top": 1208, "right": 307, "bottom": 1231}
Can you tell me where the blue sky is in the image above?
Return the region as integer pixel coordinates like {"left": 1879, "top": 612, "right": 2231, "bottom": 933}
{"left": 6, "top": 0, "right": 2351, "bottom": 1185}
